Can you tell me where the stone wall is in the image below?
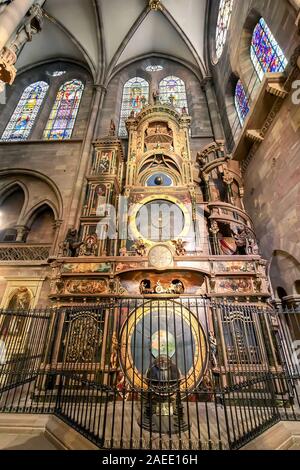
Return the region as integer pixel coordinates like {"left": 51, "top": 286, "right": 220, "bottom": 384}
{"left": 207, "top": 0, "right": 300, "bottom": 295}
{"left": 0, "top": 62, "right": 94, "bottom": 307}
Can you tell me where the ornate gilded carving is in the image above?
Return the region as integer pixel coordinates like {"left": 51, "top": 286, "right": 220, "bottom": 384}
{"left": 110, "top": 332, "right": 119, "bottom": 369}
{"left": 51, "top": 277, "right": 108, "bottom": 296}
{"left": 149, "top": 0, "right": 163, "bottom": 11}
{"left": 7, "top": 287, "right": 31, "bottom": 310}
{"left": 208, "top": 331, "right": 218, "bottom": 369}
{"left": 172, "top": 239, "right": 187, "bottom": 256}
{"left": 63, "top": 280, "right": 107, "bottom": 295}
{"left": 140, "top": 279, "right": 184, "bottom": 295}
{"left": 61, "top": 262, "right": 112, "bottom": 274}
{"left": 209, "top": 221, "right": 219, "bottom": 235}
{"left": 133, "top": 238, "right": 148, "bottom": 257}
{"left": 79, "top": 234, "right": 98, "bottom": 257}
{"left": 65, "top": 313, "right": 102, "bottom": 363}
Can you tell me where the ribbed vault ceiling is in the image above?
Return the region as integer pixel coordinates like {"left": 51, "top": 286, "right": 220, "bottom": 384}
{"left": 16, "top": 0, "right": 208, "bottom": 81}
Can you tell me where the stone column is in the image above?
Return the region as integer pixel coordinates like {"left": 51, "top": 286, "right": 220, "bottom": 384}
{"left": 0, "top": 0, "right": 44, "bottom": 84}
{"left": 15, "top": 225, "right": 29, "bottom": 242}
{"left": 201, "top": 77, "right": 225, "bottom": 141}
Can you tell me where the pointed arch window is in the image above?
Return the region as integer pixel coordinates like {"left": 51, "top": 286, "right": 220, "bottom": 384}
{"left": 159, "top": 76, "right": 188, "bottom": 113}
{"left": 118, "top": 77, "right": 149, "bottom": 137}
{"left": 215, "top": 0, "right": 234, "bottom": 60}
{"left": 251, "top": 18, "right": 288, "bottom": 81}
{"left": 1, "top": 81, "right": 49, "bottom": 141}
{"left": 43, "top": 79, "right": 84, "bottom": 140}
{"left": 235, "top": 80, "right": 250, "bottom": 126}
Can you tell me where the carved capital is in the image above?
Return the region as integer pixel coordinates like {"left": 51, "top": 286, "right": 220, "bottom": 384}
{"left": 245, "top": 129, "right": 264, "bottom": 144}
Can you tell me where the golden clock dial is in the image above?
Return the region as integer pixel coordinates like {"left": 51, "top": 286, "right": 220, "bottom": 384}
{"left": 148, "top": 244, "right": 173, "bottom": 269}
{"left": 119, "top": 300, "right": 208, "bottom": 392}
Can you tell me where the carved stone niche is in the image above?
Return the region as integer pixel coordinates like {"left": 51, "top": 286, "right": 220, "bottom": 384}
{"left": 144, "top": 121, "right": 174, "bottom": 152}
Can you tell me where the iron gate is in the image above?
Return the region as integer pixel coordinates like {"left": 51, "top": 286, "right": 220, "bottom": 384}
{"left": 0, "top": 299, "right": 299, "bottom": 450}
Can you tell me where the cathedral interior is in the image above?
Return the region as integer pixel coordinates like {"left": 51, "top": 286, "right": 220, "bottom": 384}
{"left": 0, "top": 0, "right": 299, "bottom": 452}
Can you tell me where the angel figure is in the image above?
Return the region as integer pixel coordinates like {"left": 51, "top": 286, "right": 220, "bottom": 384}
{"left": 172, "top": 239, "right": 187, "bottom": 256}
{"left": 133, "top": 238, "right": 147, "bottom": 257}
{"left": 110, "top": 332, "right": 119, "bottom": 370}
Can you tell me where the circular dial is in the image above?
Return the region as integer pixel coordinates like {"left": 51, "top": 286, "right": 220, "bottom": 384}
{"left": 119, "top": 300, "right": 208, "bottom": 392}
{"left": 135, "top": 199, "right": 185, "bottom": 242}
{"left": 148, "top": 245, "right": 173, "bottom": 269}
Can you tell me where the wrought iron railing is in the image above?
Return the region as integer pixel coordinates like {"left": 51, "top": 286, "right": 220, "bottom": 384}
{"left": 0, "top": 300, "right": 299, "bottom": 450}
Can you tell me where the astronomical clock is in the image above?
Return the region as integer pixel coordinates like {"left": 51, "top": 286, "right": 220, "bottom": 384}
{"left": 48, "top": 99, "right": 271, "bottom": 434}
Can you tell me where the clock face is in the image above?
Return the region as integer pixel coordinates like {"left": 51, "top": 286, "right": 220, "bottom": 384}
{"left": 148, "top": 245, "right": 173, "bottom": 269}
{"left": 135, "top": 199, "right": 185, "bottom": 242}
{"left": 119, "top": 300, "right": 207, "bottom": 392}
{"left": 129, "top": 195, "right": 191, "bottom": 247}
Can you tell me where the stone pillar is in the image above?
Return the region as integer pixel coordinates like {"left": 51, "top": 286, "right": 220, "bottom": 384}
{"left": 0, "top": 0, "right": 44, "bottom": 84}
{"left": 201, "top": 77, "right": 225, "bottom": 141}
{"left": 69, "top": 84, "right": 106, "bottom": 228}
{"left": 15, "top": 225, "right": 29, "bottom": 242}
{"left": 51, "top": 219, "right": 63, "bottom": 256}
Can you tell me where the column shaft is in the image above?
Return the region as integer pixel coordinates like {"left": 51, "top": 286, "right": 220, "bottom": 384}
{"left": 0, "top": 0, "right": 35, "bottom": 51}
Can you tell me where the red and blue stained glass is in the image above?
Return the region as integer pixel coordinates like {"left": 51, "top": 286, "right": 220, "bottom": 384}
{"left": 1, "top": 81, "right": 49, "bottom": 141}
{"left": 43, "top": 79, "right": 84, "bottom": 140}
{"left": 235, "top": 80, "right": 250, "bottom": 126}
{"left": 251, "top": 18, "right": 288, "bottom": 81}
{"left": 159, "top": 76, "right": 188, "bottom": 114}
{"left": 119, "top": 77, "right": 149, "bottom": 137}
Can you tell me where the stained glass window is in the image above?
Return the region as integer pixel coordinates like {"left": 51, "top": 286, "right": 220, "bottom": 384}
{"left": 159, "top": 76, "right": 188, "bottom": 113}
{"left": 43, "top": 79, "right": 84, "bottom": 140}
{"left": 251, "top": 18, "right": 288, "bottom": 81}
{"left": 145, "top": 65, "right": 163, "bottom": 72}
{"left": 51, "top": 71, "right": 66, "bottom": 77}
{"left": 118, "top": 77, "right": 149, "bottom": 137}
{"left": 215, "top": 0, "right": 234, "bottom": 60}
{"left": 1, "top": 81, "right": 49, "bottom": 141}
{"left": 235, "top": 80, "right": 250, "bottom": 126}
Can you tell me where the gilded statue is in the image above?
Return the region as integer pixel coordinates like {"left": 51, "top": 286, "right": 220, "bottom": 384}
{"left": 79, "top": 234, "right": 98, "bottom": 257}
{"left": 110, "top": 332, "right": 119, "bottom": 370}
{"left": 8, "top": 287, "right": 31, "bottom": 310}
{"left": 172, "top": 239, "right": 187, "bottom": 256}
{"left": 133, "top": 238, "right": 148, "bottom": 257}
{"left": 209, "top": 331, "right": 218, "bottom": 370}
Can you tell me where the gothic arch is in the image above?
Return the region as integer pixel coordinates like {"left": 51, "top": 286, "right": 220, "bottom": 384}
{"left": 136, "top": 150, "right": 182, "bottom": 181}
{"left": 0, "top": 181, "right": 28, "bottom": 217}
{"left": 0, "top": 169, "right": 63, "bottom": 220}
{"left": 238, "top": 8, "right": 262, "bottom": 98}
{"left": 269, "top": 250, "right": 300, "bottom": 297}
{"left": 23, "top": 200, "right": 58, "bottom": 228}
{"left": 7, "top": 287, "right": 33, "bottom": 311}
